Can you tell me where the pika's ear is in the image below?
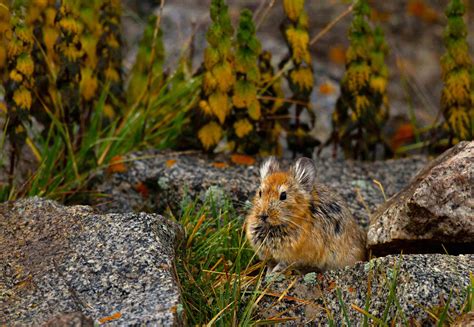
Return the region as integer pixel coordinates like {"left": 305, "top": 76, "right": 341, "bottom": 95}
{"left": 290, "top": 157, "right": 316, "bottom": 192}
{"left": 260, "top": 156, "right": 280, "bottom": 180}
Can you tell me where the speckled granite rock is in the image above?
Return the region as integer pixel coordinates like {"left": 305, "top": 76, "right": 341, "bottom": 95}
{"left": 93, "top": 151, "right": 427, "bottom": 226}
{"left": 368, "top": 141, "right": 474, "bottom": 256}
{"left": 0, "top": 197, "right": 183, "bottom": 326}
{"left": 256, "top": 254, "right": 473, "bottom": 325}
{"left": 42, "top": 312, "right": 94, "bottom": 327}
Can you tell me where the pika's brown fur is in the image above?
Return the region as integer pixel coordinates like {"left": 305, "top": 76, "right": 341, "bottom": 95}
{"left": 246, "top": 157, "right": 367, "bottom": 273}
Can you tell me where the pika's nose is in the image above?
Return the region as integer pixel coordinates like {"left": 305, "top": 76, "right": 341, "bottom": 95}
{"left": 259, "top": 214, "right": 269, "bottom": 222}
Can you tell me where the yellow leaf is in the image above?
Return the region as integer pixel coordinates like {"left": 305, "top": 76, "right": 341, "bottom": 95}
{"left": 103, "top": 104, "right": 116, "bottom": 119}
{"left": 45, "top": 8, "right": 57, "bottom": 26}
{"left": 98, "top": 312, "right": 122, "bottom": 324}
{"left": 134, "top": 182, "right": 149, "bottom": 198}
{"left": 198, "top": 100, "right": 213, "bottom": 116}
{"left": 390, "top": 123, "right": 415, "bottom": 151}
{"left": 290, "top": 67, "right": 313, "bottom": 91}
{"left": 204, "top": 47, "right": 219, "bottom": 70}
{"left": 0, "top": 45, "right": 6, "bottom": 69}
{"left": 232, "top": 80, "right": 257, "bottom": 108}
{"left": 43, "top": 26, "right": 59, "bottom": 55}
{"left": 198, "top": 121, "right": 223, "bottom": 150}
{"left": 59, "top": 17, "right": 81, "bottom": 34}
{"left": 9, "top": 69, "right": 23, "bottom": 83}
{"left": 285, "top": 26, "right": 310, "bottom": 64}
{"left": 354, "top": 95, "right": 370, "bottom": 117}
{"left": 60, "top": 43, "right": 84, "bottom": 61}
{"left": 283, "top": 0, "right": 304, "bottom": 22}
{"left": 345, "top": 63, "right": 370, "bottom": 93}
{"left": 32, "top": 0, "right": 48, "bottom": 7}
{"left": 231, "top": 154, "right": 255, "bottom": 165}
{"left": 203, "top": 72, "right": 217, "bottom": 95}
{"left": 212, "top": 162, "right": 229, "bottom": 169}
{"left": 234, "top": 119, "right": 253, "bottom": 138}
{"left": 81, "top": 34, "right": 98, "bottom": 67}
{"left": 369, "top": 76, "right": 387, "bottom": 94}
{"left": 13, "top": 87, "right": 32, "bottom": 110}
{"left": 208, "top": 91, "right": 229, "bottom": 124}
{"left": 328, "top": 45, "right": 346, "bottom": 65}
{"left": 16, "top": 26, "right": 34, "bottom": 45}
{"left": 7, "top": 39, "right": 24, "bottom": 59}
{"left": 16, "top": 54, "right": 34, "bottom": 77}
{"left": 106, "top": 34, "right": 120, "bottom": 49}
{"left": 107, "top": 155, "right": 127, "bottom": 174}
{"left": 166, "top": 159, "right": 177, "bottom": 168}
{"left": 212, "top": 62, "right": 235, "bottom": 93}
{"left": 80, "top": 67, "right": 98, "bottom": 101}
{"left": 406, "top": 0, "right": 439, "bottom": 23}
{"left": 447, "top": 106, "right": 470, "bottom": 140}
{"left": 248, "top": 100, "right": 261, "bottom": 120}
{"left": 319, "top": 82, "right": 336, "bottom": 95}
{"left": 105, "top": 67, "right": 120, "bottom": 82}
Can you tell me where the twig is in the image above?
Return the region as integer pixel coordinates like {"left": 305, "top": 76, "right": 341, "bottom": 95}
{"left": 253, "top": 0, "right": 268, "bottom": 22}
{"left": 255, "top": 0, "right": 276, "bottom": 31}
{"left": 257, "top": 95, "right": 310, "bottom": 107}
{"left": 309, "top": 3, "right": 354, "bottom": 46}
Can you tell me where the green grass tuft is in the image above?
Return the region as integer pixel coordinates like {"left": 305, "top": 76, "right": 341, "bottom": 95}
{"left": 174, "top": 193, "right": 265, "bottom": 325}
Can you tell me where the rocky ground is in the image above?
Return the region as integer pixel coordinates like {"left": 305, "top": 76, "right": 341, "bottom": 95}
{"left": 93, "top": 151, "right": 428, "bottom": 226}
{"left": 257, "top": 254, "right": 473, "bottom": 325}
{"left": 1, "top": 141, "right": 472, "bottom": 325}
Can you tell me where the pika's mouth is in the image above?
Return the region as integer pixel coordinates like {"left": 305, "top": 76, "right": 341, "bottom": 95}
{"left": 251, "top": 222, "right": 291, "bottom": 244}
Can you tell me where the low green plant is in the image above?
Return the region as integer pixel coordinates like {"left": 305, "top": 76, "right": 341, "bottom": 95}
{"left": 175, "top": 194, "right": 266, "bottom": 325}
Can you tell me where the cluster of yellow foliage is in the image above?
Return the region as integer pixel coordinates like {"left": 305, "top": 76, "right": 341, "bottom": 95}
{"left": 198, "top": 0, "right": 234, "bottom": 149}
{"left": 197, "top": 1, "right": 270, "bottom": 153}
{"left": 332, "top": 0, "right": 390, "bottom": 159}
{"left": 6, "top": 18, "right": 35, "bottom": 111}
{"left": 440, "top": 0, "right": 473, "bottom": 142}
{"left": 280, "top": 0, "right": 317, "bottom": 156}
{"left": 283, "top": 0, "right": 314, "bottom": 94}
{"left": 0, "top": 0, "right": 125, "bottom": 128}
{"left": 0, "top": 0, "right": 129, "bottom": 180}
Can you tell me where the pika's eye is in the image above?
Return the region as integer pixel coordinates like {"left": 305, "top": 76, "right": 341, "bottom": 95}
{"left": 259, "top": 190, "right": 262, "bottom": 197}
{"left": 280, "top": 191, "right": 287, "bottom": 201}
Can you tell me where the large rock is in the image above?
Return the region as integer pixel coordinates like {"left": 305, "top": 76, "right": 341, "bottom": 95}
{"left": 94, "top": 151, "right": 427, "bottom": 227}
{"left": 256, "top": 254, "right": 473, "bottom": 325}
{"left": 368, "top": 141, "right": 474, "bottom": 256}
{"left": 0, "top": 197, "right": 183, "bottom": 326}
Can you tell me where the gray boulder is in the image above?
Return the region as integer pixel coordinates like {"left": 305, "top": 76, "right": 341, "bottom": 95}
{"left": 368, "top": 141, "right": 474, "bottom": 256}
{"left": 0, "top": 197, "right": 183, "bottom": 326}
{"left": 256, "top": 254, "right": 473, "bottom": 325}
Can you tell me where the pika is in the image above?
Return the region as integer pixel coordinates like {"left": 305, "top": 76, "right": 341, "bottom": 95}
{"left": 246, "top": 157, "right": 366, "bottom": 273}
